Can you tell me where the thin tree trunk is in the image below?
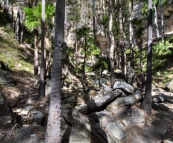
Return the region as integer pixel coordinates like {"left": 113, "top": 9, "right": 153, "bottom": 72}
{"left": 20, "top": 11, "right": 25, "bottom": 44}
{"left": 109, "top": 0, "right": 115, "bottom": 88}
{"left": 82, "top": 37, "right": 86, "bottom": 92}
{"left": 39, "top": 0, "right": 45, "bottom": 99}
{"left": 16, "top": 9, "right": 21, "bottom": 44}
{"left": 160, "top": 0, "right": 164, "bottom": 43}
{"left": 45, "top": 0, "right": 65, "bottom": 142}
{"left": 129, "top": 0, "right": 134, "bottom": 68}
{"left": 92, "top": 0, "right": 96, "bottom": 39}
{"left": 139, "top": 39, "right": 143, "bottom": 73}
{"left": 119, "top": 0, "right": 126, "bottom": 79}
{"left": 154, "top": 5, "right": 159, "bottom": 38}
{"left": 137, "top": 38, "right": 143, "bottom": 73}
{"left": 142, "top": 0, "right": 153, "bottom": 115}
{"left": 34, "top": 30, "right": 38, "bottom": 75}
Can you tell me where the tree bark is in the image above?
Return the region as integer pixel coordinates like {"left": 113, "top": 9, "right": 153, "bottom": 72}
{"left": 109, "top": 0, "right": 115, "bottom": 88}
{"left": 34, "top": 29, "right": 39, "bottom": 75}
{"left": 45, "top": 0, "right": 65, "bottom": 142}
{"left": 39, "top": 0, "right": 45, "bottom": 99}
{"left": 154, "top": 5, "right": 159, "bottom": 38}
{"left": 160, "top": 0, "right": 164, "bottom": 43}
{"left": 142, "top": 0, "right": 153, "bottom": 115}
{"left": 129, "top": 0, "right": 134, "bottom": 68}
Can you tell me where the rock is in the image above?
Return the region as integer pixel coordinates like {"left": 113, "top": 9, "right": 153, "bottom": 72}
{"left": 45, "top": 81, "right": 51, "bottom": 98}
{"left": 98, "top": 85, "right": 113, "bottom": 96}
{"left": 152, "top": 95, "right": 168, "bottom": 103}
{"left": 12, "top": 125, "right": 45, "bottom": 143}
{"left": 92, "top": 78, "right": 108, "bottom": 89}
{"left": 76, "top": 97, "right": 85, "bottom": 106}
{"left": 126, "top": 66, "right": 135, "bottom": 85}
{"left": 0, "top": 75, "right": 16, "bottom": 87}
{"left": 121, "top": 108, "right": 146, "bottom": 126}
{"left": 0, "top": 60, "right": 10, "bottom": 71}
{"left": 32, "top": 110, "right": 44, "bottom": 125}
{"left": 106, "top": 90, "right": 142, "bottom": 111}
{"left": 33, "top": 75, "right": 39, "bottom": 87}
{"left": 88, "top": 89, "right": 98, "bottom": 100}
{"left": 25, "top": 106, "right": 35, "bottom": 111}
{"left": 75, "top": 91, "right": 122, "bottom": 114}
{"left": 110, "top": 107, "right": 146, "bottom": 127}
{"left": 71, "top": 109, "right": 112, "bottom": 143}
{"left": 89, "top": 111, "right": 125, "bottom": 142}
{"left": 113, "top": 81, "right": 134, "bottom": 94}
{"left": 27, "top": 88, "right": 36, "bottom": 95}
{"left": 61, "top": 127, "right": 90, "bottom": 143}
{"left": 165, "top": 79, "right": 173, "bottom": 92}
{"left": 66, "top": 96, "right": 76, "bottom": 103}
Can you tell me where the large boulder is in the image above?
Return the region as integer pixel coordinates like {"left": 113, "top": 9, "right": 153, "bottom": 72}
{"left": 106, "top": 90, "right": 142, "bottom": 111}
{"left": 75, "top": 90, "right": 122, "bottom": 114}
{"left": 89, "top": 111, "right": 125, "bottom": 142}
{"left": 113, "top": 81, "right": 134, "bottom": 95}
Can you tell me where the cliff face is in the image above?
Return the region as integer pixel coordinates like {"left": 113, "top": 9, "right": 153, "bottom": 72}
{"left": 132, "top": 0, "right": 173, "bottom": 41}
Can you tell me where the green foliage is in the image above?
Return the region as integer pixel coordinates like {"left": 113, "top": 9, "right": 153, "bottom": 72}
{"left": 141, "top": 0, "right": 170, "bottom": 18}
{"left": 153, "top": 39, "right": 172, "bottom": 56}
{"left": 76, "top": 26, "right": 91, "bottom": 40}
{"left": 92, "top": 57, "right": 108, "bottom": 73}
{"left": 140, "top": 2, "right": 148, "bottom": 17}
{"left": 24, "top": 2, "right": 55, "bottom": 32}
{"left": 77, "top": 26, "right": 99, "bottom": 57}
{"left": 99, "top": 16, "right": 109, "bottom": 26}
{"left": 131, "top": 18, "right": 143, "bottom": 27}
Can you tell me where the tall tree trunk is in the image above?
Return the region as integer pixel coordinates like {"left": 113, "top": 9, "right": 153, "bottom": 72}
{"left": 19, "top": 11, "right": 24, "bottom": 44}
{"left": 45, "top": 0, "right": 65, "bottom": 142}
{"left": 16, "top": 9, "right": 21, "bottom": 44}
{"left": 119, "top": 0, "right": 126, "bottom": 80}
{"left": 142, "top": 0, "right": 153, "bottom": 115}
{"left": 160, "top": 0, "right": 164, "bottom": 43}
{"left": 154, "top": 5, "right": 159, "bottom": 38}
{"left": 92, "top": 0, "right": 96, "bottom": 39}
{"left": 129, "top": 0, "right": 134, "bottom": 68}
{"left": 82, "top": 37, "right": 87, "bottom": 92}
{"left": 137, "top": 38, "right": 143, "bottom": 73}
{"left": 39, "top": 0, "right": 45, "bottom": 99}
{"left": 109, "top": 0, "right": 115, "bottom": 88}
{"left": 34, "top": 29, "right": 39, "bottom": 75}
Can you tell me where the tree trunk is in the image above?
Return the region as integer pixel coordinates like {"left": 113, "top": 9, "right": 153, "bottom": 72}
{"left": 92, "top": 0, "right": 96, "bottom": 39}
{"left": 154, "top": 5, "right": 159, "bottom": 38}
{"left": 119, "top": 0, "right": 126, "bottom": 80}
{"left": 142, "top": 0, "right": 153, "bottom": 115}
{"left": 109, "top": 0, "right": 115, "bottom": 88}
{"left": 129, "top": 0, "right": 134, "bottom": 68}
{"left": 137, "top": 38, "right": 143, "bottom": 73}
{"left": 160, "top": 0, "right": 164, "bottom": 43}
{"left": 82, "top": 37, "right": 87, "bottom": 92}
{"left": 39, "top": 0, "right": 45, "bottom": 99}
{"left": 16, "top": 9, "right": 21, "bottom": 44}
{"left": 45, "top": 0, "right": 65, "bottom": 142}
{"left": 34, "top": 29, "right": 39, "bottom": 75}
